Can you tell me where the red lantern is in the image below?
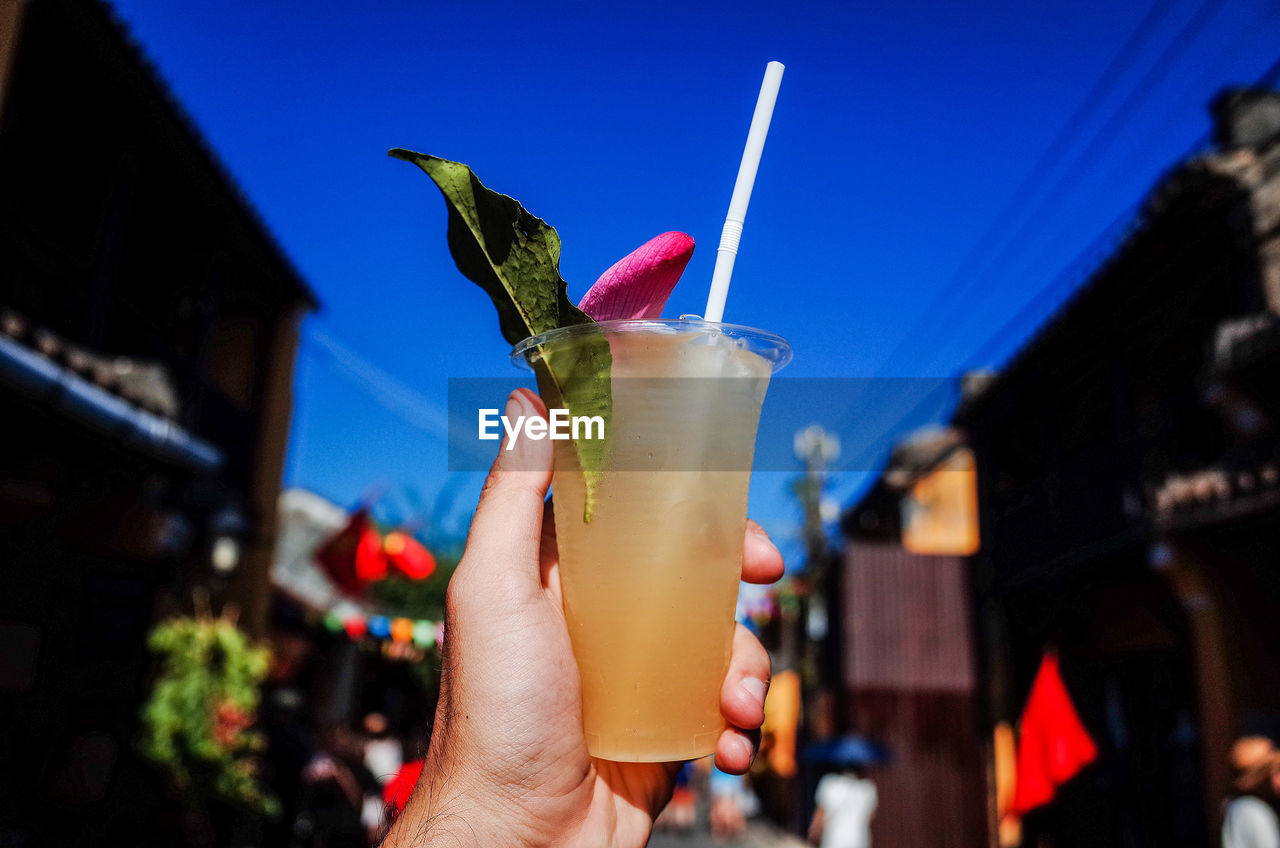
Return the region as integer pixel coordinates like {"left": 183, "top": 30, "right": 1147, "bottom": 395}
{"left": 314, "top": 509, "right": 387, "bottom": 596}
{"left": 384, "top": 531, "right": 436, "bottom": 580}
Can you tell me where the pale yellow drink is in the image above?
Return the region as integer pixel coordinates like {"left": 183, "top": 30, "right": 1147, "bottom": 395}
{"left": 514, "top": 319, "right": 790, "bottom": 762}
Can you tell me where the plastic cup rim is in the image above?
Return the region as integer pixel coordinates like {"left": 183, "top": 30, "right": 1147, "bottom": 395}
{"left": 510, "top": 318, "right": 793, "bottom": 373}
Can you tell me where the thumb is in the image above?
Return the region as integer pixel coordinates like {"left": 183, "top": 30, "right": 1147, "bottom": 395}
{"left": 461, "top": 388, "right": 553, "bottom": 582}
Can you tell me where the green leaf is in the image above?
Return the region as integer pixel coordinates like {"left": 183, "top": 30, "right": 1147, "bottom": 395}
{"left": 390, "top": 150, "right": 611, "bottom": 520}
{"left": 388, "top": 150, "right": 588, "bottom": 343}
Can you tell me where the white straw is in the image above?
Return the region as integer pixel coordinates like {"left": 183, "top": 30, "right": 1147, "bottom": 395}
{"left": 704, "top": 60, "right": 785, "bottom": 324}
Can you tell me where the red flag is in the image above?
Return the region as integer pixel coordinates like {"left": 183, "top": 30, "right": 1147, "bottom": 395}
{"left": 383, "top": 759, "right": 424, "bottom": 814}
{"left": 1010, "top": 651, "right": 1098, "bottom": 816}
{"left": 313, "top": 509, "right": 387, "bottom": 596}
{"left": 384, "top": 531, "right": 436, "bottom": 580}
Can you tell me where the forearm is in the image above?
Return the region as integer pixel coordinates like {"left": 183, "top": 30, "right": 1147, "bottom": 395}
{"left": 380, "top": 691, "right": 546, "bottom": 848}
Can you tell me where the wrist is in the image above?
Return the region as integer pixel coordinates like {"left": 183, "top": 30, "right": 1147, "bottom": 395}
{"left": 382, "top": 743, "right": 552, "bottom": 848}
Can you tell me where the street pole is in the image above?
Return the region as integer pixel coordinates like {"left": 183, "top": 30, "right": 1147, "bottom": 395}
{"left": 792, "top": 424, "right": 839, "bottom": 689}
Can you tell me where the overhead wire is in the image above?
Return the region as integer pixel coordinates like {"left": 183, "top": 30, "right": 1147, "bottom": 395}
{"left": 304, "top": 326, "right": 454, "bottom": 443}
{"left": 867, "top": 0, "right": 1180, "bottom": 378}
{"left": 839, "top": 8, "right": 1276, "bottom": 473}
{"left": 934, "top": 0, "right": 1228, "bottom": 341}
{"left": 848, "top": 43, "right": 1277, "bottom": 471}
{"left": 833, "top": 0, "right": 1201, "bottom": 467}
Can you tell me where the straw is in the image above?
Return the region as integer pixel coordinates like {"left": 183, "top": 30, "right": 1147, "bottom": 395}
{"left": 704, "top": 60, "right": 785, "bottom": 324}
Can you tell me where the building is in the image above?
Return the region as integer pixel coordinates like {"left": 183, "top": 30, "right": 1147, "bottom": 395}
{"left": 959, "top": 89, "right": 1280, "bottom": 846}
{"left": 0, "top": 0, "right": 315, "bottom": 842}
{"left": 838, "top": 89, "right": 1280, "bottom": 847}
{"left": 838, "top": 429, "right": 987, "bottom": 848}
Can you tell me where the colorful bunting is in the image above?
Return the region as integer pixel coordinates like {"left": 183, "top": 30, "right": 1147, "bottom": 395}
{"left": 412, "top": 620, "right": 436, "bottom": 649}
{"left": 311, "top": 597, "right": 444, "bottom": 663}
{"left": 391, "top": 617, "right": 414, "bottom": 643}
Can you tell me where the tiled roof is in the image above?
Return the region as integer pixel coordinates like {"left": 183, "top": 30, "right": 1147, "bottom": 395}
{"left": 0, "top": 307, "right": 222, "bottom": 470}
{"left": 82, "top": 0, "right": 317, "bottom": 308}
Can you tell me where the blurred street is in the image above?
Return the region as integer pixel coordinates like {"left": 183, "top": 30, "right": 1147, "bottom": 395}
{"left": 648, "top": 820, "right": 808, "bottom": 848}
{"left": 4, "top": 1, "right": 1280, "bottom": 847}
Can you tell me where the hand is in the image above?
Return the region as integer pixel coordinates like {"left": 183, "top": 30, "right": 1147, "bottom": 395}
{"left": 381, "top": 389, "right": 783, "bottom": 848}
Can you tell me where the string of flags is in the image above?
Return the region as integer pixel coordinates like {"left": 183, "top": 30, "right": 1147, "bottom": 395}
{"left": 304, "top": 507, "right": 446, "bottom": 657}
{"left": 319, "top": 609, "right": 446, "bottom": 651}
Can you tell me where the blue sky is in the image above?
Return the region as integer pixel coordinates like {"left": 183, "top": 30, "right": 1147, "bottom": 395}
{"left": 108, "top": 0, "right": 1279, "bottom": 562}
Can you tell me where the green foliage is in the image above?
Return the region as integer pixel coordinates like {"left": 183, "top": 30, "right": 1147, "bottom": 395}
{"left": 389, "top": 150, "right": 612, "bottom": 520}
{"left": 139, "top": 614, "right": 279, "bottom": 818}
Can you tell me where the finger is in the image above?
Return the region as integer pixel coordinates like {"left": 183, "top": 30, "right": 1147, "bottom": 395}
{"left": 461, "top": 389, "right": 553, "bottom": 586}
{"left": 538, "top": 498, "right": 563, "bottom": 605}
{"left": 721, "top": 623, "right": 770, "bottom": 731}
{"left": 714, "top": 726, "right": 760, "bottom": 776}
{"left": 742, "top": 519, "right": 784, "bottom": 585}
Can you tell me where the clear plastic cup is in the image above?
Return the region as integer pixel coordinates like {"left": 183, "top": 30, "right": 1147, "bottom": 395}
{"left": 513, "top": 318, "right": 791, "bottom": 761}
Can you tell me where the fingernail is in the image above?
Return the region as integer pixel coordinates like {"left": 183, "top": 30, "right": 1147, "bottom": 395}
{"left": 748, "top": 522, "right": 781, "bottom": 555}
{"left": 741, "top": 677, "right": 767, "bottom": 704}
{"left": 500, "top": 391, "right": 523, "bottom": 453}
{"left": 499, "top": 390, "right": 552, "bottom": 473}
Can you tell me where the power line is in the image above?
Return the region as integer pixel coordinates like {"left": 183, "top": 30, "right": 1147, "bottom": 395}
{"left": 842, "top": 40, "right": 1280, "bottom": 471}
{"left": 940, "top": 0, "right": 1227, "bottom": 328}
{"left": 305, "top": 326, "right": 452, "bottom": 441}
{"left": 869, "top": 0, "right": 1180, "bottom": 377}
{"left": 858, "top": 177, "right": 1231, "bottom": 472}
{"left": 832, "top": 0, "right": 1223, "bottom": 474}
{"left": 875, "top": 0, "right": 1228, "bottom": 383}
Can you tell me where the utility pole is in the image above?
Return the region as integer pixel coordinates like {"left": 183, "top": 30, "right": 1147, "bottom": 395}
{"left": 790, "top": 425, "right": 840, "bottom": 693}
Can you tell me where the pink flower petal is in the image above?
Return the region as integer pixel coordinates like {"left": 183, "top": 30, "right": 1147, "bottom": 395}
{"left": 578, "top": 232, "right": 694, "bottom": 321}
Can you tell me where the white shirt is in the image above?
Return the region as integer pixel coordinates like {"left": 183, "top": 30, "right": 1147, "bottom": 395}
{"left": 363, "top": 737, "right": 403, "bottom": 785}
{"left": 1223, "top": 796, "right": 1280, "bottom": 848}
{"left": 816, "top": 773, "right": 877, "bottom": 848}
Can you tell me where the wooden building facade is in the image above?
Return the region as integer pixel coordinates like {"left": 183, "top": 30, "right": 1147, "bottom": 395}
{"left": 837, "top": 89, "right": 1280, "bottom": 847}
{"left": 958, "top": 88, "right": 1280, "bottom": 847}
{"left": 0, "top": 0, "right": 314, "bottom": 842}
{"left": 837, "top": 429, "right": 987, "bottom": 848}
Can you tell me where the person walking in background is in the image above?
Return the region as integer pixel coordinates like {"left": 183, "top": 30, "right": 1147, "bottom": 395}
{"left": 297, "top": 729, "right": 368, "bottom": 848}
{"left": 653, "top": 761, "right": 696, "bottom": 834}
{"left": 361, "top": 712, "right": 404, "bottom": 785}
{"left": 709, "top": 763, "right": 756, "bottom": 840}
{"left": 360, "top": 712, "right": 403, "bottom": 839}
{"left": 1223, "top": 736, "right": 1280, "bottom": 848}
{"left": 808, "top": 767, "right": 876, "bottom": 848}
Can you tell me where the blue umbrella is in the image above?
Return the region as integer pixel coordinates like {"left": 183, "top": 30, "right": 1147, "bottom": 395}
{"left": 803, "top": 735, "right": 890, "bottom": 767}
